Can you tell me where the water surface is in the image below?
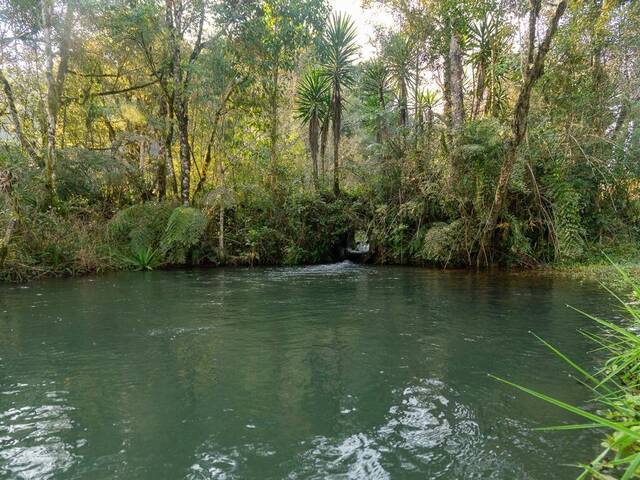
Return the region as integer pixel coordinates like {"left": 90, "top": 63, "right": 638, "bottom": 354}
{"left": 0, "top": 264, "right": 608, "bottom": 479}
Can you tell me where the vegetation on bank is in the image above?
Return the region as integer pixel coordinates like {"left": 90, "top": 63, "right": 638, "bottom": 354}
{"left": 496, "top": 266, "right": 640, "bottom": 479}
{"left": 1, "top": 0, "right": 639, "bottom": 282}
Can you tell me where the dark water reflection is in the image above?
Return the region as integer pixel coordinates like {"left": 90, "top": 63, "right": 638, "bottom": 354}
{"left": 0, "top": 263, "right": 608, "bottom": 479}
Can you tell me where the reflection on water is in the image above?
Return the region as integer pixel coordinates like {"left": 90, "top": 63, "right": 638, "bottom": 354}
{"left": 0, "top": 265, "right": 607, "bottom": 479}
{"left": 0, "top": 386, "right": 77, "bottom": 479}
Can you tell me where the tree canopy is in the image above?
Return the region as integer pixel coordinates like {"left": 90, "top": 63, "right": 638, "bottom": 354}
{"left": 0, "top": 0, "right": 639, "bottom": 278}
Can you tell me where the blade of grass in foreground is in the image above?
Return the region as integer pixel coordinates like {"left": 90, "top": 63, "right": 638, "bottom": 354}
{"left": 494, "top": 263, "right": 640, "bottom": 479}
{"left": 489, "top": 375, "right": 640, "bottom": 440}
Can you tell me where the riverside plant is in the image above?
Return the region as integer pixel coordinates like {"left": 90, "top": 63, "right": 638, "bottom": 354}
{"left": 493, "top": 262, "right": 640, "bottom": 479}
{"left": 118, "top": 246, "right": 161, "bottom": 271}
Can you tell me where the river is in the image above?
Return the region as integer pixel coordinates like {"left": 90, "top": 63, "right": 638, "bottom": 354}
{"left": 0, "top": 263, "right": 607, "bottom": 479}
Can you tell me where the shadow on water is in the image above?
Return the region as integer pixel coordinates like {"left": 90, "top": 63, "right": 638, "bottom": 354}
{"left": 0, "top": 264, "right": 609, "bottom": 479}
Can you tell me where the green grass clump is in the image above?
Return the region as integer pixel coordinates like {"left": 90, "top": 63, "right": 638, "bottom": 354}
{"left": 118, "top": 246, "right": 161, "bottom": 271}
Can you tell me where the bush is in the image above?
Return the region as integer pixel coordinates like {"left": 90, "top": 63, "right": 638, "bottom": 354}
{"left": 108, "top": 202, "right": 175, "bottom": 252}
{"left": 160, "top": 207, "right": 209, "bottom": 264}
{"left": 420, "top": 220, "right": 467, "bottom": 264}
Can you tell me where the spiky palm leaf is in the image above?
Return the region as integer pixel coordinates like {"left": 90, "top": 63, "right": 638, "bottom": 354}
{"left": 417, "top": 89, "right": 439, "bottom": 110}
{"left": 321, "top": 12, "right": 358, "bottom": 194}
{"left": 361, "top": 58, "right": 390, "bottom": 100}
{"left": 295, "top": 68, "right": 330, "bottom": 125}
{"left": 322, "top": 12, "right": 359, "bottom": 90}
{"left": 383, "top": 32, "right": 414, "bottom": 89}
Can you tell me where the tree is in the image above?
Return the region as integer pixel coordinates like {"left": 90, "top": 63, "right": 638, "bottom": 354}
{"left": 296, "top": 68, "right": 330, "bottom": 189}
{"left": 479, "top": 0, "right": 567, "bottom": 264}
{"left": 0, "top": 0, "right": 74, "bottom": 197}
{"left": 361, "top": 58, "right": 390, "bottom": 143}
{"left": 383, "top": 32, "right": 413, "bottom": 128}
{"left": 222, "top": 0, "right": 326, "bottom": 190}
{"left": 322, "top": 12, "right": 358, "bottom": 196}
{"left": 165, "top": 0, "right": 206, "bottom": 207}
{"left": 42, "top": 0, "right": 73, "bottom": 197}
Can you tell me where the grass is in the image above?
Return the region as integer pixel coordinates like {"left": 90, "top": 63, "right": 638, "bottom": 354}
{"left": 547, "top": 246, "right": 640, "bottom": 284}
{"left": 494, "top": 260, "right": 640, "bottom": 479}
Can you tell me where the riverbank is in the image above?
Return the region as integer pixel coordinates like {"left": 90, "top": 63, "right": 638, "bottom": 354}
{"left": 539, "top": 250, "right": 640, "bottom": 285}
{"left": 2, "top": 192, "right": 638, "bottom": 283}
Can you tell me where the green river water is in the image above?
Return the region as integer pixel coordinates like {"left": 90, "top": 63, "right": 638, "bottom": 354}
{"left": 0, "top": 263, "right": 608, "bottom": 479}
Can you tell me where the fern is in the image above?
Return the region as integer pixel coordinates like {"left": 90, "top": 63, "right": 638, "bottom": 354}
{"left": 108, "top": 202, "right": 174, "bottom": 251}
{"left": 546, "top": 173, "right": 585, "bottom": 261}
{"left": 159, "top": 207, "right": 208, "bottom": 264}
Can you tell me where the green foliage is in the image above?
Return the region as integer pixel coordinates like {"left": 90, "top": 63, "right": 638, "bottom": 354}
{"left": 501, "top": 213, "right": 533, "bottom": 261}
{"left": 160, "top": 207, "right": 209, "bottom": 264}
{"left": 419, "top": 220, "right": 467, "bottom": 264}
{"left": 296, "top": 68, "right": 330, "bottom": 124}
{"left": 1, "top": 0, "right": 639, "bottom": 281}
{"left": 119, "top": 246, "right": 160, "bottom": 271}
{"left": 1, "top": 202, "right": 110, "bottom": 282}
{"left": 108, "top": 202, "right": 175, "bottom": 253}
{"left": 545, "top": 171, "right": 586, "bottom": 261}
{"left": 322, "top": 12, "right": 359, "bottom": 89}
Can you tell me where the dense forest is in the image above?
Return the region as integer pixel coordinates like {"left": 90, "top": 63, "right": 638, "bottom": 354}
{"left": 0, "top": 0, "right": 638, "bottom": 280}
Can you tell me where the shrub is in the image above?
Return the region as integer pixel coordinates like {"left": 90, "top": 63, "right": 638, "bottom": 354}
{"left": 160, "top": 207, "right": 209, "bottom": 264}
{"left": 420, "top": 220, "right": 466, "bottom": 264}
{"left": 108, "top": 202, "right": 174, "bottom": 252}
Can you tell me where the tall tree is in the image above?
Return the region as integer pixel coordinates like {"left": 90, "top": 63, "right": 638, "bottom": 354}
{"left": 229, "top": 0, "right": 326, "bottom": 189}
{"left": 322, "top": 12, "right": 358, "bottom": 195}
{"left": 361, "top": 58, "right": 390, "bottom": 143}
{"left": 479, "top": 0, "right": 567, "bottom": 263}
{"left": 296, "top": 68, "right": 330, "bottom": 189}
{"left": 383, "top": 33, "right": 413, "bottom": 128}
{"left": 165, "top": 0, "right": 206, "bottom": 206}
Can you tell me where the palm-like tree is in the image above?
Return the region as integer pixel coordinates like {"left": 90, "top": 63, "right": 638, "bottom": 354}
{"left": 415, "top": 89, "right": 439, "bottom": 155}
{"left": 383, "top": 33, "right": 414, "bottom": 128}
{"left": 468, "top": 13, "right": 510, "bottom": 118}
{"left": 362, "top": 59, "right": 390, "bottom": 143}
{"left": 296, "top": 68, "right": 330, "bottom": 189}
{"left": 322, "top": 12, "right": 358, "bottom": 195}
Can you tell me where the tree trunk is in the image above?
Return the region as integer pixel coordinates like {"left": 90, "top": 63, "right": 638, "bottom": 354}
{"left": 309, "top": 115, "right": 319, "bottom": 190}
{"left": 42, "top": 0, "right": 57, "bottom": 196}
{"left": 472, "top": 62, "right": 486, "bottom": 119}
{"left": 320, "top": 114, "right": 329, "bottom": 181}
{"left": 176, "top": 95, "right": 190, "bottom": 206}
{"left": 39, "top": 0, "right": 73, "bottom": 198}
{"left": 414, "top": 50, "right": 421, "bottom": 141}
{"left": 165, "top": 0, "right": 204, "bottom": 206}
{"left": 443, "top": 52, "right": 452, "bottom": 129}
{"left": 217, "top": 142, "right": 226, "bottom": 258}
{"left": 332, "top": 83, "right": 341, "bottom": 196}
{"left": 449, "top": 32, "right": 465, "bottom": 177}
{"left": 269, "top": 65, "right": 279, "bottom": 190}
{"left": 449, "top": 34, "right": 464, "bottom": 131}
{"left": 0, "top": 171, "right": 16, "bottom": 270}
{"left": 157, "top": 98, "right": 169, "bottom": 200}
{"left": 0, "top": 69, "right": 41, "bottom": 165}
{"left": 479, "top": 0, "right": 567, "bottom": 264}
{"left": 399, "top": 78, "right": 408, "bottom": 127}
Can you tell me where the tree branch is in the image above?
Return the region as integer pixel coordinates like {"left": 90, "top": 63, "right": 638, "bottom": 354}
{"left": 0, "top": 68, "right": 41, "bottom": 165}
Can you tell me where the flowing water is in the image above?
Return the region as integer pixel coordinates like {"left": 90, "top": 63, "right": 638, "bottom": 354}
{"left": 0, "top": 263, "right": 609, "bottom": 479}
